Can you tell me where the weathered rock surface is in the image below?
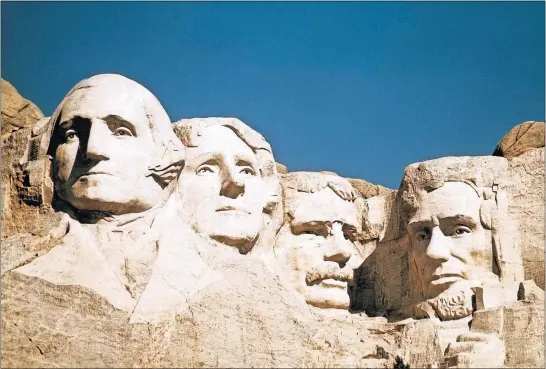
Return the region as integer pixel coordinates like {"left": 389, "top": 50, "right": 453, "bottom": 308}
{"left": 347, "top": 177, "right": 393, "bottom": 200}
{"left": 275, "top": 162, "right": 288, "bottom": 174}
{"left": 504, "top": 147, "right": 545, "bottom": 289}
{"left": 1, "top": 80, "right": 56, "bottom": 239}
{"left": 493, "top": 121, "right": 545, "bottom": 159}
{"left": 1, "top": 79, "right": 43, "bottom": 138}
{"left": 471, "top": 281, "right": 544, "bottom": 368}
{"left": 354, "top": 236, "right": 410, "bottom": 317}
{"left": 2, "top": 255, "right": 406, "bottom": 368}
{"left": 2, "top": 252, "right": 315, "bottom": 368}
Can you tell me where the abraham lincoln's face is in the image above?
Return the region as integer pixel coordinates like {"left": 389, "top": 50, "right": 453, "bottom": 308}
{"left": 407, "top": 182, "right": 493, "bottom": 300}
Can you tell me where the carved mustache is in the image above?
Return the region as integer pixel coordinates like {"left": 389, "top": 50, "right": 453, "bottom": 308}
{"left": 305, "top": 265, "right": 353, "bottom": 285}
{"left": 215, "top": 205, "right": 251, "bottom": 214}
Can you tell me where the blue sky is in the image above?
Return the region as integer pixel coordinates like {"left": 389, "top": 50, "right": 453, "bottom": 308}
{"left": 2, "top": 1, "right": 544, "bottom": 189}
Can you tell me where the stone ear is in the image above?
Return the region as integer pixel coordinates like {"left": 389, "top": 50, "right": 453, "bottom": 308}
{"left": 480, "top": 199, "right": 496, "bottom": 230}
{"left": 263, "top": 192, "right": 280, "bottom": 214}
{"left": 147, "top": 140, "right": 185, "bottom": 188}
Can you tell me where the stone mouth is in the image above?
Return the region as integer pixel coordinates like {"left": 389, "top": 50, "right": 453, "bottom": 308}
{"left": 80, "top": 171, "right": 113, "bottom": 177}
{"left": 319, "top": 278, "right": 348, "bottom": 289}
{"left": 429, "top": 273, "right": 464, "bottom": 285}
{"left": 215, "top": 206, "right": 250, "bottom": 214}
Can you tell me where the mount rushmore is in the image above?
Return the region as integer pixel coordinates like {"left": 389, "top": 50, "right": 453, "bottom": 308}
{"left": 1, "top": 74, "right": 544, "bottom": 368}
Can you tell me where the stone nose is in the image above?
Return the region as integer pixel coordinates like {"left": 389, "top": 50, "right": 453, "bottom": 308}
{"left": 84, "top": 118, "right": 111, "bottom": 161}
{"left": 425, "top": 227, "right": 451, "bottom": 262}
{"left": 219, "top": 165, "right": 245, "bottom": 199}
{"left": 323, "top": 221, "right": 352, "bottom": 266}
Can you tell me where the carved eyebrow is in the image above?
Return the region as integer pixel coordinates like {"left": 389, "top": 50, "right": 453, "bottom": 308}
{"left": 234, "top": 155, "right": 257, "bottom": 167}
{"left": 102, "top": 115, "right": 137, "bottom": 135}
{"left": 292, "top": 220, "right": 330, "bottom": 228}
{"left": 291, "top": 220, "right": 329, "bottom": 232}
{"left": 199, "top": 157, "right": 220, "bottom": 166}
{"left": 299, "top": 221, "right": 328, "bottom": 227}
{"left": 58, "top": 116, "right": 92, "bottom": 131}
{"left": 438, "top": 215, "right": 478, "bottom": 229}
{"left": 407, "top": 219, "right": 435, "bottom": 232}
{"left": 190, "top": 152, "right": 222, "bottom": 164}
{"left": 342, "top": 223, "right": 358, "bottom": 233}
{"left": 59, "top": 120, "right": 73, "bottom": 129}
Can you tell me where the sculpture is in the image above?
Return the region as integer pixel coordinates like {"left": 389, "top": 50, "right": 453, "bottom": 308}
{"left": 173, "top": 117, "right": 281, "bottom": 255}
{"left": 48, "top": 75, "right": 183, "bottom": 217}
{"left": 12, "top": 74, "right": 188, "bottom": 313}
{"left": 273, "top": 172, "right": 364, "bottom": 313}
{"left": 1, "top": 73, "right": 543, "bottom": 368}
{"left": 398, "top": 156, "right": 528, "bottom": 367}
{"left": 399, "top": 156, "right": 524, "bottom": 320}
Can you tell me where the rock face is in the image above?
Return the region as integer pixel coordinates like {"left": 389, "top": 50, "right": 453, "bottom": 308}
{"left": 504, "top": 147, "right": 545, "bottom": 289}
{"left": 493, "top": 121, "right": 545, "bottom": 159}
{"left": 1, "top": 79, "right": 43, "bottom": 138}
{"left": 1, "top": 79, "right": 58, "bottom": 240}
{"left": 274, "top": 172, "right": 364, "bottom": 313}
{"left": 347, "top": 177, "right": 393, "bottom": 200}
{"left": 1, "top": 251, "right": 319, "bottom": 368}
{"left": 1, "top": 76, "right": 544, "bottom": 369}
{"left": 276, "top": 162, "right": 288, "bottom": 174}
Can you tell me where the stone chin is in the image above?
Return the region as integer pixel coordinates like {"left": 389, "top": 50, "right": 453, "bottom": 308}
{"left": 208, "top": 215, "right": 261, "bottom": 254}
{"left": 426, "top": 281, "right": 476, "bottom": 321}
{"left": 58, "top": 176, "right": 161, "bottom": 214}
{"left": 425, "top": 276, "right": 466, "bottom": 300}
{"left": 304, "top": 282, "right": 351, "bottom": 310}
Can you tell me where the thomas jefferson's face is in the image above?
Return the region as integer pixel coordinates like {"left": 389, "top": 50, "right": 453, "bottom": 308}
{"left": 177, "top": 125, "right": 268, "bottom": 253}
{"left": 407, "top": 182, "right": 493, "bottom": 300}
{"left": 275, "top": 188, "right": 362, "bottom": 310}
{"left": 53, "top": 86, "right": 163, "bottom": 214}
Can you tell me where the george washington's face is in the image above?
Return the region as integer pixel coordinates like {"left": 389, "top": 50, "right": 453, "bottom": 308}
{"left": 177, "top": 125, "right": 269, "bottom": 254}
{"left": 275, "top": 188, "right": 362, "bottom": 310}
{"left": 407, "top": 182, "right": 493, "bottom": 300}
{"left": 53, "top": 86, "right": 163, "bottom": 215}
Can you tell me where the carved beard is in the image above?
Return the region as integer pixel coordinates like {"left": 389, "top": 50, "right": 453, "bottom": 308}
{"left": 427, "top": 287, "right": 474, "bottom": 320}
{"left": 416, "top": 281, "right": 476, "bottom": 321}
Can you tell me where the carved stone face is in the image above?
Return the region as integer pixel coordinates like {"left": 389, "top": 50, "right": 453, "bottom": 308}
{"left": 407, "top": 182, "right": 493, "bottom": 300}
{"left": 53, "top": 85, "right": 164, "bottom": 214}
{"left": 177, "top": 125, "right": 268, "bottom": 253}
{"left": 275, "top": 188, "right": 362, "bottom": 310}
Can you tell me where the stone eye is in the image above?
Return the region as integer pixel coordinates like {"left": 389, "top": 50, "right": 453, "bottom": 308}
{"left": 416, "top": 230, "right": 431, "bottom": 241}
{"left": 453, "top": 226, "right": 471, "bottom": 236}
{"left": 197, "top": 166, "right": 216, "bottom": 176}
{"left": 240, "top": 168, "right": 255, "bottom": 176}
{"left": 114, "top": 127, "right": 133, "bottom": 137}
{"left": 64, "top": 129, "right": 78, "bottom": 142}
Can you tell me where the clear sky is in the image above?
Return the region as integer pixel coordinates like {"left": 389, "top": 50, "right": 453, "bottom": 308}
{"left": 2, "top": 1, "right": 544, "bottom": 189}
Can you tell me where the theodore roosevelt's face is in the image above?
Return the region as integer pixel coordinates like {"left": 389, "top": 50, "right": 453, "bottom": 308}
{"left": 275, "top": 188, "right": 363, "bottom": 310}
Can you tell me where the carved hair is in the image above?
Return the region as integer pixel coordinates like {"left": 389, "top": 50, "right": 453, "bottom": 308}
{"left": 280, "top": 172, "right": 363, "bottom": 231}
{"left": 398, "top": 156, "right": 524, "bottom": 284}
{"left": 45, "top": 74, "right": 185, "bottom": 188}
{"left": 281, "top": 171, "right": 358, "bottom": 202}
